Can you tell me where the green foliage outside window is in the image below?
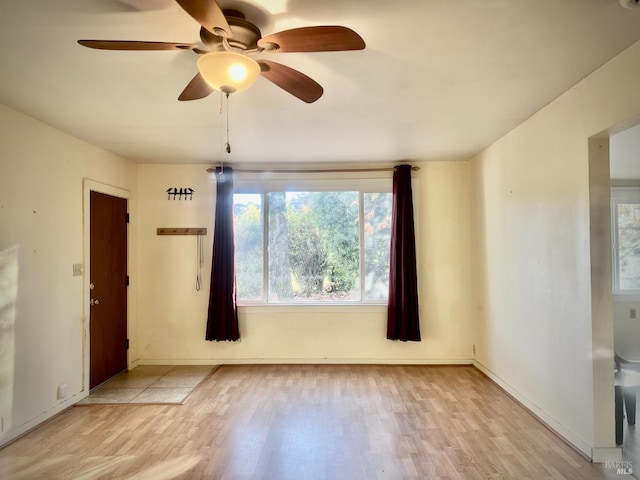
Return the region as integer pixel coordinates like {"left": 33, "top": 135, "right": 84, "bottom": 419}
{"left": 234, "top": 190, "right": 391, "bottom": 302}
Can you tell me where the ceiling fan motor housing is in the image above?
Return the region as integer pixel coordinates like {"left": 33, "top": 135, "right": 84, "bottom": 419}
{"left": 223, "top": 11, "right": 262, "bottom": 51}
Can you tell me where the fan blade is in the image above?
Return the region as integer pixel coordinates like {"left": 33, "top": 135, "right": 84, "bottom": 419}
{"left": 78, "top": 40, "right": 197, "bottom": 50}
{"left": 258, "top": 60, "right": 323, "bottom": 103}
{"left": 257, "top": 26, "right": 365, "bottom": 53}
{"left": 174, "top": 0, "right": 232, "bottom": 37}
{"left": 178, "top": 73, "right": 214, "bottom": 101}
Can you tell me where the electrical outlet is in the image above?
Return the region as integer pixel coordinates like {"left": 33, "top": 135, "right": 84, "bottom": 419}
{"left": 472, "top": 344, "right": 476, "bottom": 356}
{"left": 57, "top": 383, "right": 68, "bottom": 400}
{"left": 72, "top": 264, "right": 83, "bottom": 276}
{"left": 632, "top": 308, "right": 637, "bottom": 320}
{"left": 1, "top": 416, "right": 3, "bottom": 433}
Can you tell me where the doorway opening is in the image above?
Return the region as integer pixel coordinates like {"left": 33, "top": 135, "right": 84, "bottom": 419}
{"left": 608, "top": 122, "right": 640, "bottom": 467}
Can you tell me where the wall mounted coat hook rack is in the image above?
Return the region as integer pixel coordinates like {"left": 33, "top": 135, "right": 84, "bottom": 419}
{"left": 157, "top": 228, "right": 207, "bottom": 236}
{"left": 166, "top": 187, "right": 194, "bottom": 200}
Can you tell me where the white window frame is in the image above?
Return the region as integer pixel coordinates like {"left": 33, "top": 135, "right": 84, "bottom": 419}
{"left": 611, "top": 186, "right": 640, "bottom": 296}
{"left": 233, "top": 171, "right": 393, "bottom": 306}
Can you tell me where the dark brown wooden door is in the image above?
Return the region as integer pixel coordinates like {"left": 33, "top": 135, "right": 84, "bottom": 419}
{"left": 90, "top": 191, "right": 128, "bottom": 389}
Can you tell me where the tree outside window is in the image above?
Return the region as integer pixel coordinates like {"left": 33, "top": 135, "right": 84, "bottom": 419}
{"left": 233, "top": 190, "right": 392, "bottom": 303}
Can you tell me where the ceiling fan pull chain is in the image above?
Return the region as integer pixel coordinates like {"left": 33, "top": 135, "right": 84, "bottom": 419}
{"left": 225, "top": 92, "right": 231, "bottom": 154}
{"left": 218, "top": 91, "right": 225, "bottom": 173}
{"left": 217, "top": 92, "right": 231, "bottom": 173}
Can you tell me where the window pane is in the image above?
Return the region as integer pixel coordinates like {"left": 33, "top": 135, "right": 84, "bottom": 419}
{"left": 618, "top": 203, "right": 640, "bottom": 290}
{"left": 364, "top": 192, "right": 392, "bottom": 300}
{"left": 234, "top": 194, "right": 263, "bottom": 300}
{"left": 268, "top": 191, "right": 361, "bottom": 302}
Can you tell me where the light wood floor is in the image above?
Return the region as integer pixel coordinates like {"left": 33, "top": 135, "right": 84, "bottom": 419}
{"left": 0, "top": 365, "right": 621, "bottom": 479}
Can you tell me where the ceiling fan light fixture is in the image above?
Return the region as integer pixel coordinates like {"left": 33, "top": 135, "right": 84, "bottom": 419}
{"left": 197, "top": 52, "right": 260, "bottom": 94}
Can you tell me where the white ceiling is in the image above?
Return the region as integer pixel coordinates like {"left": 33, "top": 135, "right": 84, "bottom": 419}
{"left": 2, "top": 0, "right": 640, "bottom": 165}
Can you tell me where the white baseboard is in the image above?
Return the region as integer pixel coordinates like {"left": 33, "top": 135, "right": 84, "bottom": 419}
{"left": 0, "top": 390, "right": 89, "bottom": 449}
{"left": 127, "top": 358, "right": 140, "bottom": 370}
{"left": 134, "top": 357, "right": 475, "bottom": 365}
{"left": 473, "top": 360, "right": 594, "bottom": 460}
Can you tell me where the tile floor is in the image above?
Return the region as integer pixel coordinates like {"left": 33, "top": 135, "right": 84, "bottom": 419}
{"left": 76, "top": 365, "right": 217, "bottom": 405}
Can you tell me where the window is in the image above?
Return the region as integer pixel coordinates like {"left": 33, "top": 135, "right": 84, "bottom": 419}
{"left": 233, "top": 177, "right": 392, "bottom": 304}
{"left": 612, "top": 187, "right": 640, "bottom": 294}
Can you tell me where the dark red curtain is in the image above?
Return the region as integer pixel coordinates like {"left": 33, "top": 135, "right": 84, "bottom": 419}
{"left": 387, "top": 164, "right": 421, "bottom": 341}
{"left": 206, "top": 166, "right": 240, "bottom": 341}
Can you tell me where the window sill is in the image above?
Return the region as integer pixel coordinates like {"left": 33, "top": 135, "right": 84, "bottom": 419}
{"left": 237, "top": 303, "right": 387, "bottom": 314}
{"left": 613, "top": 293, "right": 640, "bottom": 302}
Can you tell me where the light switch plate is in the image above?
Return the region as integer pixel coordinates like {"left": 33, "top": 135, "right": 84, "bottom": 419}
{"left": 72, "top": 264, "right": 83, "bottom": 276}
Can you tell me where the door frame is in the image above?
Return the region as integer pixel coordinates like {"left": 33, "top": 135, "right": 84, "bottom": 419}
{"left": 82, "top": 179, "right": 132, "bottom": 394}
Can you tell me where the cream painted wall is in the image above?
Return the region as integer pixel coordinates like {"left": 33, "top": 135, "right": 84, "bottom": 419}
{"left": 610, "top": 123, "right": 640, "bottom": 180}
{"left": 470, "top": 40, "right": 640, "bottom": 460}
{"left": 135, "top": 162, "right": 473, "bottom": 364}
{"left": 0, "top": 103, "right": 137, "bottom": 446}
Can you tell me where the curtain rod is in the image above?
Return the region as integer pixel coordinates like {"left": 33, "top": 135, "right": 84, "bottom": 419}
{"left": 206, "top": 166, "right": 420, "bottom": 174}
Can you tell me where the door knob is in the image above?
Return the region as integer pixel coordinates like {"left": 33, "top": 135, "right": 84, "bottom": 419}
{"left": 90, "top": 298, "right": 100, "bottom": 306}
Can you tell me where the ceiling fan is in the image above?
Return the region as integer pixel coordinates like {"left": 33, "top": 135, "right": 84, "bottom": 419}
{"left": 78, "top": 0, "right": 366, "bottom": 103}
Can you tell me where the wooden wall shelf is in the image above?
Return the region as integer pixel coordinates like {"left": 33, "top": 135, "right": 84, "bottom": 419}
{"left": 157, "top": 228, "right": 207, "bottom": 236}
